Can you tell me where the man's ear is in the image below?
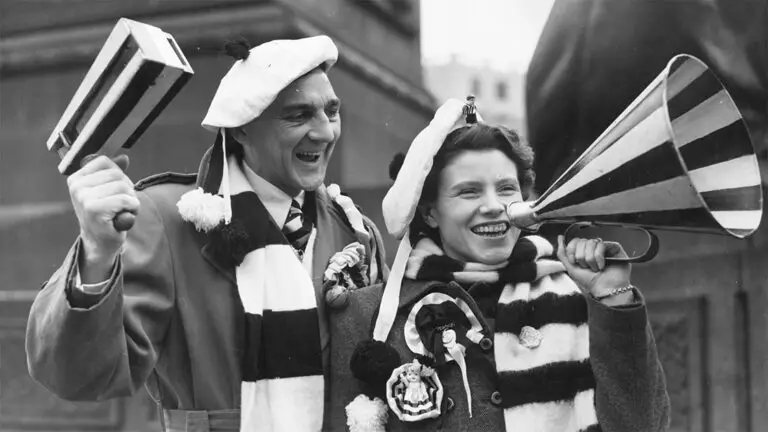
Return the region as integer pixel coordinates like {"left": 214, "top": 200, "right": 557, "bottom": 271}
{"left": 418, "top": 205, "right": 439, "bottom": 228}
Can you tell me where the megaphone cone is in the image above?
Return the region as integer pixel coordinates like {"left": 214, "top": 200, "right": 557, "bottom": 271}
{"left": 514, "top": 54, "right": 762, "bottom": 240}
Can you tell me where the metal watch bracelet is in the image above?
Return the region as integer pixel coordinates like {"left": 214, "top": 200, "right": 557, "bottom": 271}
{"left": 592, "top": 283, "right": 634, "bottom": 301}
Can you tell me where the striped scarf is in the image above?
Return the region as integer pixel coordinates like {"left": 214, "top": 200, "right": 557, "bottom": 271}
{"left": 405, "top": 235, "right": 600, "bottom": 432}
{"left": 216, "top": 157, "right": 324, "bottom": 431}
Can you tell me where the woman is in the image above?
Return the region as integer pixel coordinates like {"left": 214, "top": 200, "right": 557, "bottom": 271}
{"left": 325, "top": 98, "right": 670, "bottom": 431}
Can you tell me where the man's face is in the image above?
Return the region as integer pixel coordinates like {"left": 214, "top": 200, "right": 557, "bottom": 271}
{"left": 239, "top": 69, "right": 341, "bottom": 196}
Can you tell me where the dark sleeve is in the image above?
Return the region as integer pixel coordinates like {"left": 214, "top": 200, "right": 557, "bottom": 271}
{"left": 25, "top": 190, "right": 175, "bottom": 401}
{"left": 588, "top": 289, "right": 671, "bottom": 431}
{"left": 66, "top": 250, "right": 119, "bottom": 308}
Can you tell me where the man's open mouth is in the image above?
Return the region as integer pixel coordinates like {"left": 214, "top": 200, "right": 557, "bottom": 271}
{"left": 470, "top": 222, "right": 510, "bottom": 238}
{"left": 296, "top": 151, "right": 322, "bottom": 163}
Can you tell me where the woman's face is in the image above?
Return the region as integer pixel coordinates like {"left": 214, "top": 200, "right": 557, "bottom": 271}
{"left": 424, "top": 149, "right": 523, "bottom": 265}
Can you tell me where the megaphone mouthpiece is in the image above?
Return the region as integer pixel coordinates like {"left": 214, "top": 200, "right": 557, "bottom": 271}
{"left": 506, "top": 201, "right": 541, "bottom": 231}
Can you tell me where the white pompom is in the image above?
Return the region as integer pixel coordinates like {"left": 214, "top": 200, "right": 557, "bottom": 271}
{"left": 346, "top": 394, "right": 388, "bottom": 432}
{"left": 177, "top": 188, "right": 228, "bottom": 232}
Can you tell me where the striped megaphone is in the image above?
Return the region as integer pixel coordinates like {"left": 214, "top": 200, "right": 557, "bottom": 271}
{"left": 508, "top": 54, "right": 763, "bottom": 262}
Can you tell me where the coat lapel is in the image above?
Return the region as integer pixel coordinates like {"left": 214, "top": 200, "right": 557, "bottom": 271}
{"left": 310, "top": 186, "right": 359, "bottom": 289}
{"left": 309, "top": 186, "right": 360, "bottom": 357}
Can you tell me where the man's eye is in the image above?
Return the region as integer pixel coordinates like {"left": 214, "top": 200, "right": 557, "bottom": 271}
{"left": 286, "top": 111, "right": 311, "bottom": 121}
{"left": 459, "top": 189, "right": 479, "bottom": 197}
{"left": 326, "top": 108, "right": 340, "bottom": 119}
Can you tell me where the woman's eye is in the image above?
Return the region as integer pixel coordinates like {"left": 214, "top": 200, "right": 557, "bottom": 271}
{"left": 459, "top": 189, "right": 479, "bottom": 197}
{"left": 499, "top": 186, "right": 520, "bottom": 195}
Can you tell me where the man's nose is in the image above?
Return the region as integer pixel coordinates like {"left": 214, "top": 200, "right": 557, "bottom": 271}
{"left": 307, "top": 114, "right": 336, "bottom": 143}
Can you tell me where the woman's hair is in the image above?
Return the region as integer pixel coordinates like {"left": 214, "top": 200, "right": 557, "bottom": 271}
{"left": 420, "top": 123, "right": 535, "bottom": 204}
{"left": 390, "top": 123, "right": 536, "bottom": 244}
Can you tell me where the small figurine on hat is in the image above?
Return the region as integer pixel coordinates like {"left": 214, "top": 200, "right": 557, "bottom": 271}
{"left": 462, "top": 94, "right": 478, "bottom": 124}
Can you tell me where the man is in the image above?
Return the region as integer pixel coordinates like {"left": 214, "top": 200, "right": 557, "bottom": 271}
{"left": 26, "top": 35, "right": 387, "bottom": 432}
{"left": 526, "top": 0, "right": 767, "bottom": 194}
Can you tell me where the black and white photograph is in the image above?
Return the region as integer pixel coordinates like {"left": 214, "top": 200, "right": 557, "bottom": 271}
{"left": 0, "top": 0, "right": 766, "bottom": 431}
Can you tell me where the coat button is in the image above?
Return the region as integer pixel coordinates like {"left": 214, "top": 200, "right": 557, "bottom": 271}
{"left": 490, "top": 391, "right": 503, "bottom": 407}
{"left": 445, "top": 397, "right": 455, "bottom": 412}
{"left": 479, "top": 337, "right": 493, "bottom": 351}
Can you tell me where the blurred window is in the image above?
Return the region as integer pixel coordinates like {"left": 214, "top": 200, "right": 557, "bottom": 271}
{"left": 497, "top": 81, "right": 507, "bottom": 100}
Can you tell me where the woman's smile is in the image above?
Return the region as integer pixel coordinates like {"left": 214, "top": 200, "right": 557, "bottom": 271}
{"left": 470, "top": 221, "right": 511, "bottom": 238}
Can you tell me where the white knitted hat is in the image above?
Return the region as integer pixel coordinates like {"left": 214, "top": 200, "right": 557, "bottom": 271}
{"left": 201, "top": 35, "right": 338, "bottom": 131}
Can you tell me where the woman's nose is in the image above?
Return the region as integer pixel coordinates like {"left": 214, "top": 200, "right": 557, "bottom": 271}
{"left": 307, "top": 114, "right": 336, "bottom": 143}
{"left": 479, "top": 193, "right": 505, "bottom": 216}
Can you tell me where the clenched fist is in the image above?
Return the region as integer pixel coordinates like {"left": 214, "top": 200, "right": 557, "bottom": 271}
{"left": 556, "top": 235, "right": 634, "bottom": 306}
{"left": 67, "top": 155, "right": 139, "bottom": 281}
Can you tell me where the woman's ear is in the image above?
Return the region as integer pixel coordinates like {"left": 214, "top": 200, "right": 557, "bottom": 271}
{"left": 418, "top": 205, "right": 439, "bottom": 229}
{"left": 229, "top": 127, "right": 248, "bottom": 145}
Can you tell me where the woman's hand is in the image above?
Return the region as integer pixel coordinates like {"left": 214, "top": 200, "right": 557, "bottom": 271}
{"left": 556, "top": 235, "right": 634, "bottom": 306}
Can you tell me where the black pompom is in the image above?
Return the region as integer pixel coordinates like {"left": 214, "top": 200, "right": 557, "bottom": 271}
{"left": 388, "top": 152, "right": 406, "bottom": 181}
{"left": 209, "top": 219, "right": 250, "bottom": 266}
{"left": 350, "top": 340, "right": 401, "bottom": 398}
{"left": 223, "top": 36, "right": 251, "bottom": 61}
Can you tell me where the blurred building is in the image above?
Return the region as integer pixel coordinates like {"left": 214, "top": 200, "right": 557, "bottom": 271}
{"left": 424, "top": 56, "right": 526, "bottom": 133}
{"left": 0, "top": 0, "right": 433, "bottom": 430}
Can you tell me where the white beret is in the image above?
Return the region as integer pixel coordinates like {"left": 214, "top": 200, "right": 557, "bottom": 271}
{"left": 201, "top": 35, "right": 339, "bottom": 131}
{"left": 382, "top": 98, "right": 481, "bottom": 239}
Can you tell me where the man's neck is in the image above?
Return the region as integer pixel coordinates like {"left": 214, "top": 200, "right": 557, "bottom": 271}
{"left": 242, "top": 157, "right": 302, "bottom": 198}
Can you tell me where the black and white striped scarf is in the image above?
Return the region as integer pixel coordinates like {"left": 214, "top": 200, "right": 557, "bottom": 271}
{"left": 405, "top": 235, "right": 600, "bottom": 432}
{"left": 215, "top": 158, "right": 324, "bottom": 431}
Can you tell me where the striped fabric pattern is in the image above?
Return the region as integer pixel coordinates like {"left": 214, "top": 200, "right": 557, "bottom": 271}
{"left": 282, "top": 199, "right": 313, "bottom": 254}
{"left": 223, "top": 159, "right": 324, "bottom": 431}
{"left": 405, "top": 235, "right": 599, "bottom": 432}
{"left": 530, "top": 55, "right": 761, "bottom": 238}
